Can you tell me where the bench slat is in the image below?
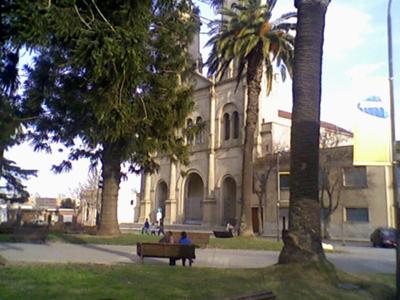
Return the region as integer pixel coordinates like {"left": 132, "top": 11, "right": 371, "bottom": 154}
{"left": 137, "top": 243, "right": 195, "bottom": 260}
{"left": 171, "top": 232, "right": 209, "bottom": 248}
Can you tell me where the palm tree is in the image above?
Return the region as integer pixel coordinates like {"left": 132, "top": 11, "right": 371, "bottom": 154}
{"left": 206, "top": 0, "right": 295, "bottom": 235}
{"left": 278, "top": 0, "right": 330, "bottom": 264}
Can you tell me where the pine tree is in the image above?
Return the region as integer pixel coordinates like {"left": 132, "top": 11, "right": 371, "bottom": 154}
{"left": 0, "top": 1, "right": 37, "bottom": 203}
{"left": 10, "top": 0, "right": 197, "bottom": 235}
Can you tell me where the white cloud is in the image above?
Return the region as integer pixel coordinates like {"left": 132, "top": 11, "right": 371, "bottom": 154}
{"left": 324, "top": 3, "right": 373, "bottom": 60}
{"left": 345, "top": 62, "right": 386, "bottom": 80}
{"left": 345, "top": 63, "right": 389, "bottom": 104}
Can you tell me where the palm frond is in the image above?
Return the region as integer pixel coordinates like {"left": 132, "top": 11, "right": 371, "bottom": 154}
{"left": 266, "top": 0, "right": 278, "bottom": 11}
{"left": 272, "top": 12, "right": 297, "bottom": 26}
{"left": 206, "top": 0, "right": 295, "bottom": 92}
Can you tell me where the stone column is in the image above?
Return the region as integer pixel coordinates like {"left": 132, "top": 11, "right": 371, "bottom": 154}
{"left": 204, "top": 82, "right": 217, "bottom": 225}
{"left": 139, "top": 173, "right": 152, "bottom": 223}
{"left": 165, "top": 161, "right": 177, "bottom": 224}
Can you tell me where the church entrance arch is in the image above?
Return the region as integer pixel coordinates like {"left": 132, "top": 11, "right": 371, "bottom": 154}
{"left": 184, "top": 173, "right": 203, "bottom": 224}
{"left": 222, "top": 177, "right": 237, "bottom": 226}
{"left": 155, "top": 181, "right": 168, "bottom": 219}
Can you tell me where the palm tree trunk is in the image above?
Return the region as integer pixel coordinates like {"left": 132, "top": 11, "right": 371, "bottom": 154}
{"left": 0, "top": 148, "right": 4, "bottom": 176}
{"left": 279, "top": 0, "right": 329, "bottom": 263}
{"left": 240, "top": 42, "right": 264, "bottom": 236}
{"left": 97, "top": 143, "right": 122, "bottom": 236}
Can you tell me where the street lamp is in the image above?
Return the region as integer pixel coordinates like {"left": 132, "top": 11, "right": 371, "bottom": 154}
{"left": 387, "top": 0, "right": 400, "bottom": 297}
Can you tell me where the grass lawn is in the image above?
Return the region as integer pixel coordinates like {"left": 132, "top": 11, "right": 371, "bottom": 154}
{"left": 49, "top": 233, "right": 284, "bottom": 251}
{"left": 0, "top": 232, "right": 283, "bottom": 251}
{"left": 0, "top": 262, "right": 394, "bottom": 300}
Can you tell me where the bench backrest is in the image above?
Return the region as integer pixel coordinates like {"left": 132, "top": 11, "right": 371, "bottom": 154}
{"left": 12, "top": 226, "right": 48, "bottom": 242}
{"left": 137, "top": 243, "right": 195, "bottom": 259}
{"left": 171, "top": 232, "right": 210, "bottom": 248}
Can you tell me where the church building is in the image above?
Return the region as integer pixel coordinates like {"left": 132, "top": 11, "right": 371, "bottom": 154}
{"left": 136, "top": 1, "right": 395, "bottom": 240}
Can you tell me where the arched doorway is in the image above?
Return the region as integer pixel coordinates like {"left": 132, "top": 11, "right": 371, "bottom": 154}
{"left": 155, "top": 181, "right": 168, "bottom": 219}
{"left": 184, "top": 173, "right": 203, "bottom": 224}
{"left": 222, "top": 177, "right": 236, "bottom": 226}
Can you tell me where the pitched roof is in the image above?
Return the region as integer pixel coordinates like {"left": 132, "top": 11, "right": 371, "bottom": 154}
{"left": 35, "top": 197, "right": 58, "bottom": 209}
{"left": 278, "top": 110, "right": 353, "bottom": 137}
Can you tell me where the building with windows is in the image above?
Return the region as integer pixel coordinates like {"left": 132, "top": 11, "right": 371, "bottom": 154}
{"left": 136, "top": 8, "right": 395, "bottom": 239}
{"left": 259, "top": 146, "right": 395, "bottom": 240}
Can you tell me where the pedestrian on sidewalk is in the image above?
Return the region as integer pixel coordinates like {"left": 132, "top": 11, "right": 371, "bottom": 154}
{"left": 141, "top": 218, "right": 150, "bottom": 235}
{"left": 150, "top": 222, "right": 157, "bottom": 235}
{"left": 158, "top": 219, "right": 165, "bottom": 236}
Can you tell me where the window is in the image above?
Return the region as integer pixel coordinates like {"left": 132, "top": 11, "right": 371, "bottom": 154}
{"left": 320, "top": 208, "right": 330, "bottom": 220}
{"left": 346, "top": 208, "right": 369, "bottom": 222}
{"left": 279, "top": 173, "right": 289, "bottom": 190}
{"left": 186, "top": 119, "right": 193, "bottom": 145}
{"left": 195, "top": 116, "right": 203, "bottom": 144}
{"left": 343, "top": 166, "right": 367, "bottom": 188}
{"left": 223, "top": 113, "right": 230, "bottom": 140}
{"left": 232, "top": 111, "right": 239, "bottom": 139}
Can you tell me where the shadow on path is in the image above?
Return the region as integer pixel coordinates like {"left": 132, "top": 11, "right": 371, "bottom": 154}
{"left": 0, "top": 243, "right": 22, "bottom": 251}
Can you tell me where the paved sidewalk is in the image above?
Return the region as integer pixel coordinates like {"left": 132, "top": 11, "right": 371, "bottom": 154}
{"left": 0, "top": 242, "right": 278, "bottom": 268}
{"left": 0, "top": 242, "right": 395, "bottom": 273}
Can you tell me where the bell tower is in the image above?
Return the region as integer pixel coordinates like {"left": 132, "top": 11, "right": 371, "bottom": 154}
{"left": 188, "top": 11, "right": 203, "bottom": 73}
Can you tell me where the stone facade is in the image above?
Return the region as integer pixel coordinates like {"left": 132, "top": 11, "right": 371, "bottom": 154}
{"left": 137, "top": 21, "right": 395, "bottom": 240}
{"left": 258, "top": 146, "right": 396, "bottom": 240}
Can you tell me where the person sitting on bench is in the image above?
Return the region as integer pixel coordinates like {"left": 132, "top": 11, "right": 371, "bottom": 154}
{"left": 159, "top": 231, "right": 176, "bottom": 266}
{"left": 179, "top": 231, "right": 193, "bottom": 266}
{"left": 226, "top": 222, "right": 234, "bottom": 234}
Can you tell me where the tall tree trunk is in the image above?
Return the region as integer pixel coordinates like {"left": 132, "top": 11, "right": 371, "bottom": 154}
{"left": 279, "top": 0, "right": 330, "bottom": 264}
{"left": 240, "top": 43, "right": 263, "bottom": 236}
{"left": 97, "top": 143, "right": 122, "bottom": 236}
{"left": 257, "top": 192, "right": 264, "bottom": 235}
{"left": 0, "top": 148, "right": 4, "bottom": 176}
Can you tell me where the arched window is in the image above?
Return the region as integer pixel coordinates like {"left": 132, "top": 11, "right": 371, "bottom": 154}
{"left": 195, "top": 116, "right": 203, "bottom": 144}
{"left": 223, "top": 113, "right": 230, "bottom": 140}
{"left": 187, "top": 119, "right": 193, "bottom": 145}
{"left": 232, "top": 111, "right": 239, "bottom": 139}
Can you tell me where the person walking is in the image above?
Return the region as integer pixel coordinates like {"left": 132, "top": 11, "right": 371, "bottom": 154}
{"left": 141, "top": 218, "right": 150, "bottom": 235}
{"left": 158, "top": 219, "right": 165, "bottom": 236}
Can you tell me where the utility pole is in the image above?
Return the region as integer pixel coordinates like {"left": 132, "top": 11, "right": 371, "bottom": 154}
{"left": 387, "top": 1, "right": 400, "bottom": 298}
{"left": 276, "top": 152, "right": 281, "bottom": 241}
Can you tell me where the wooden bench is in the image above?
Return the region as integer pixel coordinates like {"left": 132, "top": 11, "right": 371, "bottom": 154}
{"left": 213, "top": 230, "right": 234, "bottom": 238}
{"left": 12, "top": 227, "right": 48, "bottom": 243}
{"left": 137, "top": 242, "right": 195, "bottom": 265}
{"left": 171, "top": 232, "right": 210, "bottom": 248}
{"left": 227, "top": 290, "right": 276, "bottom": 300}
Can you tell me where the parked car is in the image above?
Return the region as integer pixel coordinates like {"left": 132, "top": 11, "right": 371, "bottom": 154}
{"left": 370, "top": 227, "right": 397, "bottom": 248}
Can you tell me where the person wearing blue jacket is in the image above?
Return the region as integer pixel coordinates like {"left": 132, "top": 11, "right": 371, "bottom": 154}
{"left": 179, "top": 231, "right": 193, "bottom": 266}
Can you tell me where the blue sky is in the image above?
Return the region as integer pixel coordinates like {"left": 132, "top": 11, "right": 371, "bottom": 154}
{"left": 196, "top": 0, "right": 400, "bottom": 130}
{"left": 6, "top": 0, "right": 400, "bottom": 199}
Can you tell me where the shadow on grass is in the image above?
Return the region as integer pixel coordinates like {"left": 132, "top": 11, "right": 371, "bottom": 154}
{"left": 49, "top": 233, "right": 139, "bottom": 263}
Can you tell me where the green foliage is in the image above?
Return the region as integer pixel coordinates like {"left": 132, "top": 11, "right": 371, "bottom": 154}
{"left": 206, "top": 0, "right": 296, "bottom": 93}
{"left": 60, "top": 198, "right": 76, "bottom": 209}
{"left": 0, "top": 2, "right": 37, "bottom": 202}
{"left": 11, "top": 0, "right": 198, "bottom": 173}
